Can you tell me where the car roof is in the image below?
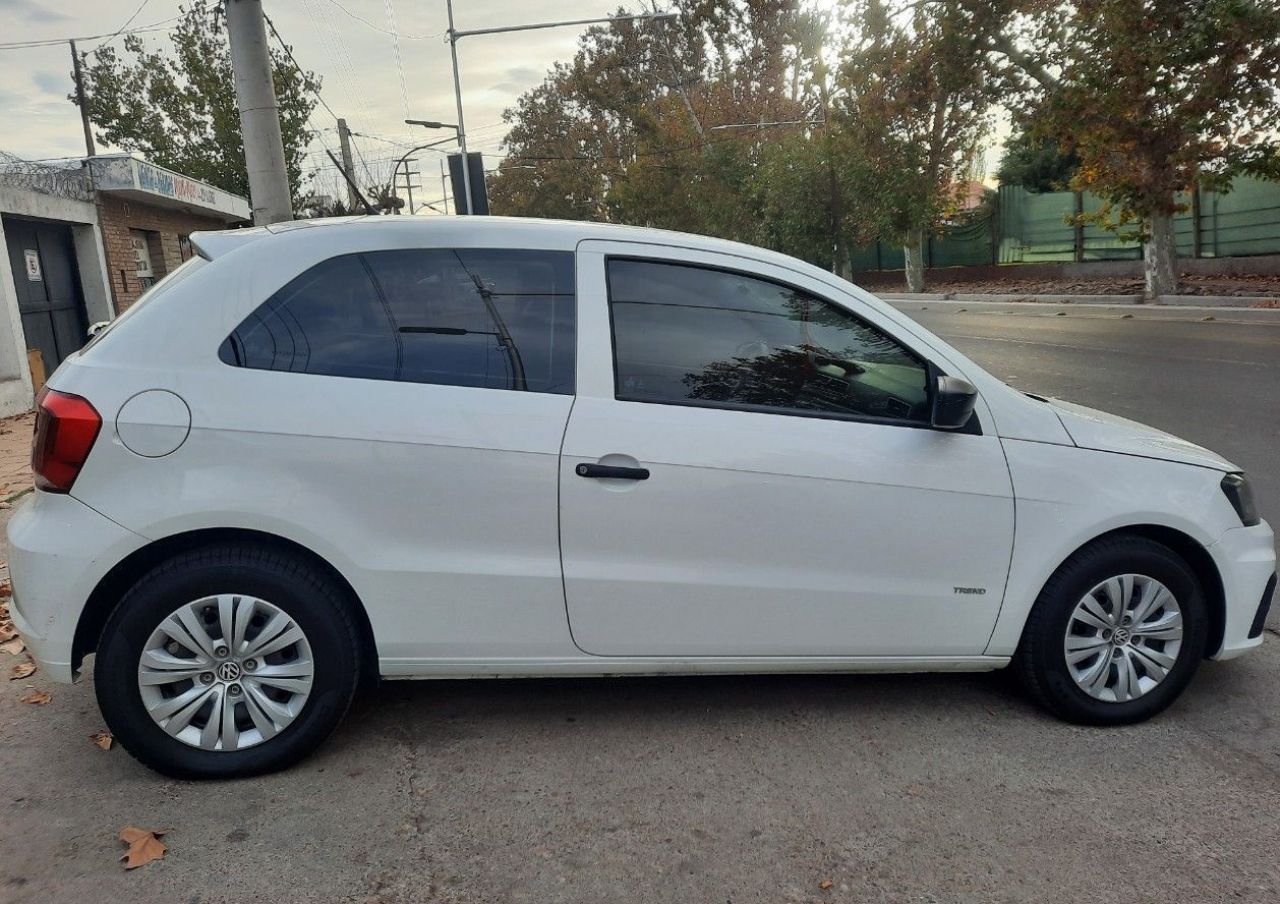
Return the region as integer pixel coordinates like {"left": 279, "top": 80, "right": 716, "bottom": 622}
{"left": 189, "top": 215, "right": 804, "bottom": 271}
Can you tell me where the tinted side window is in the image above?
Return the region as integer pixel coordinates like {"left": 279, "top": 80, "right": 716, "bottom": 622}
{"left": 607, "top": 259, "right": 929, "bottom": 422}
{"left": 222, "top": 254, "right": 396, "bottom": 380}
{"left": 221, "top": 249, "right": 575, "bottom": 394}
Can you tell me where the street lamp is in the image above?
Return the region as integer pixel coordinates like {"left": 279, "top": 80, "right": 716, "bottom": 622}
{"left": 406, "top": 119, "right": 458, "bottom": 132}
{"left": 445, "top": 2, "right": 678, "bottom": 215}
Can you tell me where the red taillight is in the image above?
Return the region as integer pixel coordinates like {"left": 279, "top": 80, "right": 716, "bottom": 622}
{"left": 31, "top": 388, "right": 102, "bottom": 493}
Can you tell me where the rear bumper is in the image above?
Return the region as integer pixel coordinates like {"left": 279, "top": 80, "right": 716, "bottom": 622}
{"left": 7, "top": 491, "right": 145, "bottom": 683}
{"left": 1208, "top": 519, "right": 1276, "bottom": 660}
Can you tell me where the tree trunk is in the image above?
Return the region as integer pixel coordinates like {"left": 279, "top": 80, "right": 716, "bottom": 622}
{"left": 1144, "top": 211, "right": 1178, "bottom": 299}
{"left": 832, "top": 235, "right": 852, "bottom": 281}
{"left": 904, "top": 231, "right": 926, "bottom": 293}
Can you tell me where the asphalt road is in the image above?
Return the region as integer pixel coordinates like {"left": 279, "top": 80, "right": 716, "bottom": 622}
{"left": 897, "top": 302, "right": 1280, "bottom": 531}
{"left": 2, "top": 303, "right": 1278, "bottom": 904}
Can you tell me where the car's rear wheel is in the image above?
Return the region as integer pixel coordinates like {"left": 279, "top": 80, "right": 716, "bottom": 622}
{"left": 95, "top": 544, "right": 361, "bottom": 778}
{"left": 1015, "top": 535, "right": 1209, "bottom": 725}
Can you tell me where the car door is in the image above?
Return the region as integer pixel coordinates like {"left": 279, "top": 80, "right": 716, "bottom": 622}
{"left": 207, "top": 246, "right": 578, "bottom": 665}
{"left": 559, "top": 241, "right": 1015, "bottom": 658}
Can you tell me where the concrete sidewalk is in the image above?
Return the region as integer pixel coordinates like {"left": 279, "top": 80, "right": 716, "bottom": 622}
{"left": 0, "top": 411, "right": 33, "bottom": 502}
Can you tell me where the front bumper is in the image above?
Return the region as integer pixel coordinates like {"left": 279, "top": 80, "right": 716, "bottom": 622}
{"left": 1208, "top": 519, "right": 1276, "bottom": 660}
{"left": 7, "top": 491, "right": 146, "bottom": 683}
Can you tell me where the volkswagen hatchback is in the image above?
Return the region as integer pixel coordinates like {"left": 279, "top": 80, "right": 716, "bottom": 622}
{"left": 8, "top": 217, "right": 1275, "bottom": 778}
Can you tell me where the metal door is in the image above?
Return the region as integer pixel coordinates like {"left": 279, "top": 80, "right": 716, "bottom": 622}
{"left": 3, "top": 216, "right": 89, "bottom": 371}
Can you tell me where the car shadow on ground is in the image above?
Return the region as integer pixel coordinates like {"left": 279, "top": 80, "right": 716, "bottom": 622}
{"left": 332, "top": 667, "right": 1044, "bottom": 750}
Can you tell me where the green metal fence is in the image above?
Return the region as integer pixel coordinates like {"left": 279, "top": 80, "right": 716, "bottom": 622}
{"left": 849, "top": 211, "right": 995, "bottom": 271}
{"left": 850, "top": 176, "right": 1280, "bottom": 271}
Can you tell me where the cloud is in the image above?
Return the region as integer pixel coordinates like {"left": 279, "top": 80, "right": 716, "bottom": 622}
{"left": 0, "top": 0, "right": 72, "bottom": 23}
{"left": 489, "top": 65, "right": 551, "bottom": 96}
{"left": 32, "top": 70, "right": 68, "bottom": 96}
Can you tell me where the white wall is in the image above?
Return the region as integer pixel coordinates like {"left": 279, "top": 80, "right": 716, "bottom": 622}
{"left": 0, "top": 184, "right": 109, "bottom": 416}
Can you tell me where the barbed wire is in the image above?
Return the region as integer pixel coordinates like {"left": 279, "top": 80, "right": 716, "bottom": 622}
{"left": 0, "top": 150, "right": 93, "bottom": 201}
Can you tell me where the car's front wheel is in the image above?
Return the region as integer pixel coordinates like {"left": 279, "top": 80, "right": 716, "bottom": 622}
{"left": 1016, "top": 535, "right": 1209, "bottom": 725}
{"left": 95, "top": 544, "right": 362, "bottom": 778}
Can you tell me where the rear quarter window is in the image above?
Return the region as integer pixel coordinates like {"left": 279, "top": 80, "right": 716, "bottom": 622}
{"left": 219, "top": 249, "right": 576, "bottom": 394}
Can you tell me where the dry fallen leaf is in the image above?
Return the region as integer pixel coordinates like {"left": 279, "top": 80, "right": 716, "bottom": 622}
{"left": 1, "top": 637, "right": 25, "bottom": 655}
{"left": 0, "top": 622, "right": 15, "bottom": 643}
{"left": 91, "top": 729, "right": 114, "bottom": 750}
{"left": 20, "top": 689, "right": 51, "bottom": 705}
{"left": 0, "top": 579, "right": 11, "bottom": 596}
{"left": 118, "top": 826, "right": 168, "bottom": 870}
{"left": 819, "top": 878, "right": 834, "bottom": 890}
{"left": 9, "top": 659, "right": 35, "bottom": 680}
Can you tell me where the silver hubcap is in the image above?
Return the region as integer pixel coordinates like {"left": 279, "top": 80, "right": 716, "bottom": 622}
{"left": 1064, "top": 573, "right": 1183, "bottom": 703}
{"left": 137, "top": 595, "right": 314, "bottom": 751}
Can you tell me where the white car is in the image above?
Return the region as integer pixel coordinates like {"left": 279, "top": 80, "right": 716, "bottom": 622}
{"left": 8, "top": 217, "right": 1275, "bottom": 778}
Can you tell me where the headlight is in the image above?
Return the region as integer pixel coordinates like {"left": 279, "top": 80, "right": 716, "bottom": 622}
{"left": 1221, "top": 473, "right": 1260, "bottom": 526}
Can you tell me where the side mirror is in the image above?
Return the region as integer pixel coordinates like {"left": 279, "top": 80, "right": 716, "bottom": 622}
{"left": 931, "top": 375, "right": 978, "bottom": 430}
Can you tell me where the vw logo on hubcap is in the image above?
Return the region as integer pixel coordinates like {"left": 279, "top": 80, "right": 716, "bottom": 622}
{"left": 1112, "top": 628, "right": 1132, "bottom": 646}
{"left": 217, "top": 660, "right": 242, "bottom": 682}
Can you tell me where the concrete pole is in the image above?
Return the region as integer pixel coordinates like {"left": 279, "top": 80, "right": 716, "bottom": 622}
{"left": 445, "top": 0, "right": 474, "bottom": 215}
{"left": 225, "top": 0, "right": 293, "bottom": 224}
{"left": 337, "top": 118, "right": 359, "bottom": 210}
{"left": 69, "top": 41, "right": 96, "bottom": 157}
{"left": 404, "top": 161, "right": 416, "bottom": 216}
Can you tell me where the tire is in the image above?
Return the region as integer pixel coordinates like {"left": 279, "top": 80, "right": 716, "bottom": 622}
{"left": 1015, "top": 534, "right": 1209, "bottom": 725}
{"left": 95, "top": 544, "right": 361, "bottom": 779}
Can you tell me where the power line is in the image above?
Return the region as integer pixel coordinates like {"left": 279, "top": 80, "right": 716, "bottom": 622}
{"left": 303, "top": 0, "right": 365, "bottom": 116}
{"left": 322, "top": 0, "right": 442, "bottom": 39}
{"left": 94, "top": 0, "right": 154, "bottom": 50}
{"left": 0, "top": 16, "right": 180, "bottom": 51}
{"left": 382, "top": 0, "right": 411, "bottom": 126}
{"left": 262, "top": 11, "right": 340, "bottom": 122}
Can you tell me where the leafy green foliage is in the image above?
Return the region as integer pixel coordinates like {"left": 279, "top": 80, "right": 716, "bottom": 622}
{"left": 78, "top": 5, "right": 320, "bottom": 206}
{"left": 996, "top": 126, "right": 1078, "bottom": 193}
{"left": 1027, "top": 0, "right": 1280, "bottom": 218}
{"left": 489, "top": 0, "right": 994, "bottom": 284}
{"left": 837, "top": 0, "right": 997, "bottom": 246}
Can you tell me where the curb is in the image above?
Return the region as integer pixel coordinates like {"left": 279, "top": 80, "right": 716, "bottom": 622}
{"left": 877, "top": 292, "right": 1279, "bottom": 308}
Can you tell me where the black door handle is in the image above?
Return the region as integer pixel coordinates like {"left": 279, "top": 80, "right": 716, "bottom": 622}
{"left": 575, "top": 463, "right": 650, "bottom": 480}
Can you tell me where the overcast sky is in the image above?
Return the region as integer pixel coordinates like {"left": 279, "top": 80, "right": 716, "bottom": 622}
{"left": 0, "top": 0, "right": 635, "bottom": 206}
{"left": 2, "top": 0, "right": 1005, "bottom": 209}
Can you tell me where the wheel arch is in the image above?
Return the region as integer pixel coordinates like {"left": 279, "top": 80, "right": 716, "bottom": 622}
{"left": 72, "top": 527, "right": 380, "bottom": 686}
{"left": 1028, "top": 524, "right": 1226, "bottom": 658}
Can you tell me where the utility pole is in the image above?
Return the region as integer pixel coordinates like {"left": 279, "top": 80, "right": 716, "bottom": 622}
{"left": 337, "top": 118, "right": 359, "bottom": 210}
{"left": 440, "top": 159, "right": 449, "bottom": 215}
{"left": 225, "top": 0, "right": 293, "bottom": 224}
{"left": 443, "top": 5, "right": 675, "bottom": 215}
{"left": 445, "top": 0, "right": 474, "bottom": 215}
{"left": 69, "top": 40, "right": 95, "bottom": 157}
{"left": 397, "top": 158, "right": 419, "bottom": 215}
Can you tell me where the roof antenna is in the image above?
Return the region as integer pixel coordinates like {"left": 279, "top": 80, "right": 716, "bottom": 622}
{"left": 324, "top": 149, "right": 377, "bottom": 215}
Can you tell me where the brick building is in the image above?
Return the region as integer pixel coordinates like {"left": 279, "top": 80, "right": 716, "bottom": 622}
{"left": 88, "top": 155, "right": 250, "bottom": 312}
{"left": 1, "top": 153, "right": 248, "bottom": 415}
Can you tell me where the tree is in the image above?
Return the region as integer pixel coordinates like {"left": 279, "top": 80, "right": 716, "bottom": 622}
{"left": 1010, "top": 0, "right": 1280, "bottom": 296}
{"left": 837, "top": 0, "right": 997, "bottom": 292}
{"left": 489, "top": 0, "right": 815, "bottom": 241}
{"left": 78, "top": 4, "right": 320, "bottom": 208}
{"left": 996, "top": 124, "right": 1078, "bottom": 193}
